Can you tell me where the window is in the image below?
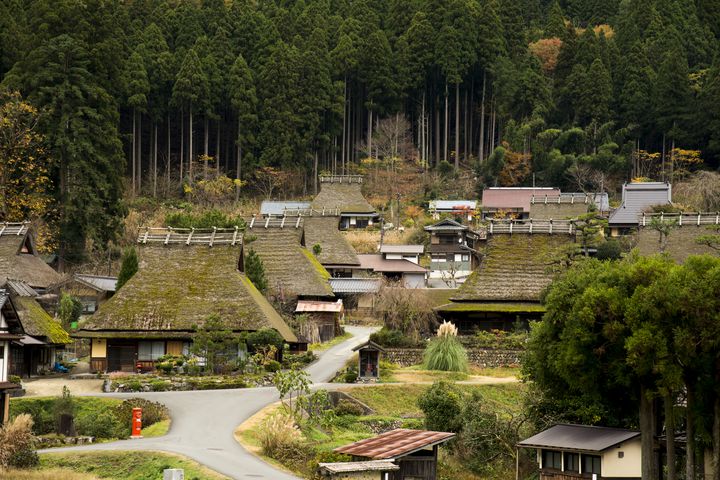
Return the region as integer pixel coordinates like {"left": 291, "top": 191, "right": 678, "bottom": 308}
{"left": 583, "top": 454, "right": 601, "bottom": 475}
{"left": 0, "top": 345, "right": 4, "bottom": 359}
{"left": 138, "top": 341, "right": 165, "bottom": 361}
{"left": 564, "top": 452, "right": 579, "bottom": 473}
{"left": 438, "top": 235, "right": 457, "bottom": 245}
{"left": 542, "top": 450, "right": 562, "bottom": 470}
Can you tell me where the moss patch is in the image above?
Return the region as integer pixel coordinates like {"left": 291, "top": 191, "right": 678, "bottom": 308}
{"left": 14, "top": 296, "right": 71, "bottom": 344}
{"left": 436, "top": 302, "right": 546, "bottom": 313}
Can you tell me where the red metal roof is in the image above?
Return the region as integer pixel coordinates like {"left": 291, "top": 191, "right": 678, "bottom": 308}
{"left": 295, "top": 299, "right": 344, "bottom": 313}
{"left": 482, "top": 187, "right": 560, "bottom": 212}
{"left": 334, "top": 428, "right": 455, "bottom": 460}
{"left": 356, "top": 255, "right": 428, "bottom": 273}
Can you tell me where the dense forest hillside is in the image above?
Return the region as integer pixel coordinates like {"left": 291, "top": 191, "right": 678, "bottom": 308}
{"left": 1, "top": 0, "right": 719, "bottom": 266}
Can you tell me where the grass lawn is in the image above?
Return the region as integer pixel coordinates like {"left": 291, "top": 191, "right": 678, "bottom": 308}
{"left": 0, "top": 468, "right": 98, "bottom": 480}
{"left": 39, "top": 451, "right": 228, "bottom": 480}
{"left": 308, "top": 331, "right": 352, "bottom": 352}
{"left": 141, "top": 419, "right": 170, "bottom": 437}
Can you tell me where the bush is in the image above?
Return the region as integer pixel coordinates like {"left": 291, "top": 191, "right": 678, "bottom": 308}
{"left": 246, "top": 328, "right": 284, "bottom": 351}
{"left": 265, "top": 360, "right": 281, "bottom": 373}
{"left": 114, "top": 398, "right": 169, "bottom": 431}
{"left": 334, "top": 399, "right": 364, "bottom": 416}
{"left": 468, "top": 330, "right": 529, "bottom": 350}
{"left": 370, "top": 327, "right": 423, "bottom": 348}
{"left": 596, "top": 239, "right": 622, "bottom": 260}
{"left": 150, "top": 379, "right": 171, "bottom": 391}
{"left": 9, "top": 398, "right": 55, "bottom": 435}
{"left": 424, "top": 336, "right": 468, "bottom": 372}
{"left": 8, "top": 375, "right": 21, "bottom": 385}
{"left": 343, "top": 369, "right": 358, "bottom": 383}
{"left": 75, "top": 410, "right": 124, "bottom": 439}
{"left": 282, "top": 351, "right": 317, "bottom": 368}
{"left": 0, "top": 414, "right": 38, "bottom": 469}
{"left": 164, "top": 208, "right": 246, "bottom": 229}
{"left": 417, "top": 381, "right": 463, "bottom": 433}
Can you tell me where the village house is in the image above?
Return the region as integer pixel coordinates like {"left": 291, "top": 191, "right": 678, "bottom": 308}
{"left": 518, "top": 424, "right": 642, "bottom": 479}
{"left": 378, "top": 244, "right": 423, "bottom": 264}
{"left": 637, "top": 212, "right": 720, "bottom": 262}
{"left": 481, "top": 187, "right": 561, "bottom": 219}
{"left": 259, "top": 200, "right": 312, "bottom": 218}
{"left": 304, "top": 216, "right": 362, "bottom": 278}
{"left": 333, "top": 428, "right": 455, "bottom": 480}
{"left": 4, "top": 280, "right": 71, "bottom": 377}
{"left": 294, "top": 299, "right": 344, "bottom": 343}
{"left": 353, "top": 254, "right": 427, "bottom": 288}
{"left": 436, "top": 225, "right": 576, "bottom": 332}
{"left": 424, "top": 219, "right": 480, "bottom": 283}
{"left": 428, "top": 200, "right": 477, "bottom": 221}
{"left": 608, "top": 182, "right": 672, "bottom": 236}
{"left": 327, "top": 278, "right": 382, "bottom": 312}
{"left": 76, "top": 227, "right": 299, "bottom": 373}
{"left": 49, "top": 274, "right": 117, "bottom": 315}
{"left": 311, "top": 175, "right": 379, "bottom": 230}
{"left": 529, "top": 192, "right": 610, "bottom": 220}
{"left": 318, "top": 460, "right": 399, "bottom": 479}
{"left": 0, "top": 222, "right": 61, "bottom": 293}
{"left": 0, "top": 289, "right": 22, "bottom": 424}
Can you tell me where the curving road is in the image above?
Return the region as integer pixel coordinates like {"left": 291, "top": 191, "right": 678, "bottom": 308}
{"left": 40, "top": 325, "right": 377, "bottom": 480}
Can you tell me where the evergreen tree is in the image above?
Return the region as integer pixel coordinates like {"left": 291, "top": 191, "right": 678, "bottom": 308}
{"left": 700, "top": 56, "right": 720, "bottom": 156}
{"left": 244, "top": 248, "right": 267, "bottom": 292}
{"left": 544, "top": 0, "right": 566, "bottom": 39}
{"left": 655, "top": 43, "right": 693, "bottom": 145}
{"left": 581, "top": 58, "right": 612, "bottom": 125}
{"left": 116, "top": 246, "right": 139, "bottom": 290}
{"left": 229, "top": 53, "right": 257, "bottom": 192}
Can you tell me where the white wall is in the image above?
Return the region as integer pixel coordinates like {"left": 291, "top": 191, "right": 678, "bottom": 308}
{"left": 601, "top": 438, "right": 642, "bottom": 478}
{"left": 402, "top": 273, "right": 427, "bottom": 289}
{"left": 0, "top": 309, "right": 7, "bottom": 382}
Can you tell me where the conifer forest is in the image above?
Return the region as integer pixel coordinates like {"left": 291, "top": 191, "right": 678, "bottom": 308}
{"left": 1, "top": 0, "right": 720, "bottom": 263}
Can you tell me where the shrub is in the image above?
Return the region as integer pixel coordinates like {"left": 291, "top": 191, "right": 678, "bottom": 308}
{"left": 265, "top": 360, "right": 281, "bottom": 372}
{"left": 257, "top": 412, "right": 303, "bottom": 458}
{"left": 469, "top": 330, "right": 529, "bottom": 350}
{"left": 596, "top": 239, "right": 622, "bottom": 260}
{"left": 417, "top": 381, "right": 463, "bottom": 433}
{"left": 164, "top": 208, "right": 246, "bottom": 229}
{"left": 114, "top": 398, "right": 169, "bottom": 431}
{"left": 8, "top": 398, "right": 55, "bottom": 435}
{"left": 343, "top": 369, "right": 358, "bottom": 383}
{"left": 424, "top": 322, "right": 468, "bottom": 372}
{"left": 8, "top": 375, "right": 21, "bottom": 385}
{"left": 75, "top": 410, "right": 124, "bottom": 439}
{"left": 334, "top": 399, "right": 364, "bottom": 416}
{"left": 282, "top": 351, "right": 317, "bottom": 368}
{"left": 150, "top": 379, "right": 171, "bottom": 391}
{"left": 0, "top": 414, "right": 38, "bottom": 469}
{"left": 370, "top": 327, "right": 423, "bottom": 348}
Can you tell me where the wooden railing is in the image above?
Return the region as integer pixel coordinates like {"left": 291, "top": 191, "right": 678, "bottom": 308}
{"left": 282, "top": 207, "right": 341, "bottom": 217}
{"left": 486, "top": 219, "right": 575, "bottom": 235}
{"left": 0, "top": 221, "right": 29, "bottom": 237}
{"left": 640, "top": 212, "right": 720, "bottom": 227}
{"left": 531, "top": 193, "right": 591, "bottom": 205}
{"left": 247, "top": 216, "right": 303, "bottom": 229}
{"left": 137, "top": 226, "right": 242, "bottom": 246}
{"left": 319, "top": 175, "right": 364, "bottom": 184}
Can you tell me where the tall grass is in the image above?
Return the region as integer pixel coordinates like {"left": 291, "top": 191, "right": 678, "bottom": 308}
{"left": 424, "top": 321, "right": 468, "bottom": 372}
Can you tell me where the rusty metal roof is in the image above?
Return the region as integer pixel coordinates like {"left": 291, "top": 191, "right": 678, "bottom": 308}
{"left": 295, "top": 299, "right": 344, "bottom": 313}
{"left": 334, "top": 429, "right": 455, "bottom": 460}
{"left": 482, "top": 187, "right": 560, "bottom": 212}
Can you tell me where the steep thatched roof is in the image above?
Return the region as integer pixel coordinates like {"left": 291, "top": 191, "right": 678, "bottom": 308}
{"left": 0, "top": 223, "right": 60, "bottom": 289}
{"left": 5, "top": 280, "right": 70, "bottom": 344}
{"left": 244, "top": 225, "right": 333, "bottom": 298}
{"left": 77, "top": 244, "right": 297, "bottom": 342}
{"left": 303, "top": 217, "right": 360, "bottom": 266}
{"left": 451, "top": 234, "right": 575, "bottom": 302}
{"left": 311, "top": 181, "right": 375, "bottom": 214}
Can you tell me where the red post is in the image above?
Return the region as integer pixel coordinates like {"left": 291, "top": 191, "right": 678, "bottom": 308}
{"left": 131, "top": 407, "right": 143, "bottom": 439}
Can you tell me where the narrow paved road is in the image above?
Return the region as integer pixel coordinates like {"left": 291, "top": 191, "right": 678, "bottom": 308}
{"left": 41, "top": 326, "right": 377, "bottom": 480}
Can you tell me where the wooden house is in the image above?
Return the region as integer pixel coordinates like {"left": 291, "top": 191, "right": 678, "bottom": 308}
{"left": 334, "top": 428, "right": 455, "bottom": 480}
{"left": 608, "top": 182, "right": 671, "bottom": 236}
{"left": 49, "top": 274, "right": 117, "bottom": 315}
{"left": 295, "top": 299, "right": 344, "bottom": 343}
{"left": 243, "top": 218, "right": 334, "bottom": 305}
{"left": 378, "top": 245, "right": 424, "bottom": 264}
{"left": 481, "top": 187, "right": 560, "bottom": 219}
{"left": 4, "top": 280, "right": 71, "bottom": 377}
{"left": 311, "top": 176, "right": 379, "bottom": 230}
{"left": 319, "top": 460, "right": 399, "bottom": 479}
{"left": 75, "top": 228, "right": 299, "bottom": 373}
{"left": 424, "top": 219, "right": 480, "bottom": 283}
{"left": 354, "top": 254, "right": 427, "bottom": 289}
{"left": 518, "top": 424, "right": 642, "bottom": 479}
{"left": 529, "top": 192, "right": 610, "bottom": 220}
{"left": 327, "top": 278, "right": 382, "bottom": 311}
{"left": 0, "top": 289, "right": 22, "bottom": 424}
{"left": 428, "top": 200, "right": 477, "bottom": 221}
{"left": 436, "top": 229, "right": 575, "bottom": 333}
{"left": 304, "top": 216, "right": 361, "bottom": 278}
{"left": 0, "top": 222, "right": 61, "bottom": 293}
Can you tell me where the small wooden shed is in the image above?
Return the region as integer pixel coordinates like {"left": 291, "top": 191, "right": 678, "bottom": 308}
{"left": 352, "top": 340, "right": 386, "bottom": 380}
{"left": 318, "top": 460, "right": 399, "bottom": 479}
{"left": 334, "top": 428, "right": 455, "bottom": 480}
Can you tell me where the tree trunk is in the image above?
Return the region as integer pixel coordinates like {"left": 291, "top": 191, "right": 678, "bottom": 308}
{"left": 216, "top": 118, "right": 221, "bottom": 175}
{"left": 688, "top": 380, "right": 697, "bottom": 480}
{"left": 153, "top": 122, "right": 158, "bottom": 198}
{"left": 434, "top": 95, "right": 440, "bottom": 166}
{"left": 713, "top": 389, "right": 720, "bottom": 480}
{"left": 313, "top": 150, "right": 319, "bottom": 194}
{"left": 166, "top": 114, "right": 171, "bottom": 188}
{"left": 455, "top": 82, "right": 460, "bottom": 169}
{"left": 467, "top": 81, "right": 472, "bottom": 162}
{"left": 666, "top": 393, "right": 676, "bottom": 480}
{"left": 236, "top": 119, "right": 241, "bottom": 201}
{"left": 341, "top": 76, "right": 347, "bottom": 175}
{"left": 443, "top": 81, "right": 448, "bottom": 164}
{"left": 420, "top": 91, "right": 426, "bottom": 168}
{"left": 137, "top": 112, "right": 142, "bottom": 193}
{"left": 640, "top": 384, "right": 658, "bottom": 480}
{"left": 189, "top": 105, "right": 194, "bottom": 183}
{"left": 132, "top": 108, "right": 136, "bottom": 196}
{"left": 479, "top": 73, "right": 486, "bottom": 164}
{"left": 204, "top": 116, "right": 209, "bottom": 178}
{"left": 368, "top": 109, "right": 373, "bottom": 160}
{"left": 180, "top": 109, "right": 184, "bottom": 182}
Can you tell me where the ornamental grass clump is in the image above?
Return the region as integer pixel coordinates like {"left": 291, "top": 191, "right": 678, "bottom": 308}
{"left": 423, "top": 321, "right": 468, "bottom": 372}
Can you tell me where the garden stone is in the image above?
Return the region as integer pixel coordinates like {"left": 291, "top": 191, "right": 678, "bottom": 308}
{"left": 163, "top": 469, "right": 184, "bottom": 480}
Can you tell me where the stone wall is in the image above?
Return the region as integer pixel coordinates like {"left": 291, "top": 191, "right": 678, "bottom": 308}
{"left": 384, "top": 348, "right": 523, "bottom": 367}
{"left": 637, "top": 225, "right": 719, "bottom": 262}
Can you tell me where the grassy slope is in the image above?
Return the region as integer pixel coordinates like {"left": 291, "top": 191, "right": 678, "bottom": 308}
{"left": 308, "top": 331, "right": 352, "bottom": 352}
{"left": 40, "top": 451, "right": 228, "bottom": 480}
{"left": 0, "top": 469, "right": 98, "bottom": 480}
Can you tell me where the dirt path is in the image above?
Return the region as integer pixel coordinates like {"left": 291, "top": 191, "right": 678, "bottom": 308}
{"left": 22, "top": 377, "right": 104, "bottom": 397}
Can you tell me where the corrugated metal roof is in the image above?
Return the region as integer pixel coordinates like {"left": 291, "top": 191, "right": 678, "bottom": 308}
{"left": 379, "top": 244, "right": 424, "bottom": 254}
{"left": 424, "top": 219, "right": 468, "bottom": 232}
{"left": 482, "top": 187, "right": 561, "bottom": 212}
{"left": 295, "top": 299, "right": 343, "bottom": 313}
{"left": 518, "top": 424, "right": 640, "bottom": 452}
{"left": 0, "top": 289, "right": 9, "bottom": 309}
{"left": 260, "top": 201, "right": 311, "bottom": 216}
{"left": 334, "top": 428, "right": 456, "bottom": 460}
{"left": 328, "top": 278, "right": 382, "bottom": 294}
{"left": 357, "top": 255, "right": 427, "bottom": 273}
{"left": 609, "top": 182, "right": 671, "bottom": 226}
{"left": 429, "top": 200, "right": 477, "bottom": 211}
{"left": 5, "top": 280, "right": 38, "bottom": 297}
{"left": 75, "top": 274, "right": 117, "bottom": 293}
{"left": 319, "top": 460, "right": 399, "bottom": 473}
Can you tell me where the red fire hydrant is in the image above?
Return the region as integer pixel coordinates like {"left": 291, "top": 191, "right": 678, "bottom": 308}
{"left": 131, "top": 407, "right": 143, "bottom": 439}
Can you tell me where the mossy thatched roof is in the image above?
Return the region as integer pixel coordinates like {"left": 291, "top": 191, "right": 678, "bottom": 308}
{"left": 0, "top": 229, "right": 61, "bottom": 289}
{"left": 303, "top": 217, "right": 360, "bottom": 266}
{"left": 78, "top": 244, "right": 297, "bottom": 342}
{"left": 451, "top": 234, "right": 575, "bottom": 302}
{"left": 311, "top": 182, "right": 375, "bottom": 214}
{"left": 244, "top": 226, "right": 333, "bottom": 298}
{"left": 435, "top": 302, "right": 546, "bottom": 313}
{"left": 12, "top": 295, "right": 71, "bottom": 344}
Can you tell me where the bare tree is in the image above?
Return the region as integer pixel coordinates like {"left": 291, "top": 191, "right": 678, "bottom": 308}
{"left": 673, "top": 171, "right": 720, "bottom": 211}
{"left": 439, "top": 262, "right": 461, "bottom": 288}
{"left": 371, "top": 114, "right": 416, "bottom": 163}
{"left": 375, "top": 281, "right": 438, "bottom": 342}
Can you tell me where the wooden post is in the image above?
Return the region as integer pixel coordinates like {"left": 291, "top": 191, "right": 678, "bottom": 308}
{"left": 1, "top": 391, "right": 9, "bottom": 425}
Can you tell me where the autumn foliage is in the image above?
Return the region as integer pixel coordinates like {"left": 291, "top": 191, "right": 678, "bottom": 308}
{"left": 529, "top": 38, "right": 563, "bottom": 74}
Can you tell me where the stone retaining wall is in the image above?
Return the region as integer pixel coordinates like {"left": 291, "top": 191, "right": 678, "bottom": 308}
{"left": 384, "top": 348, "right": 523, "bottom": 367}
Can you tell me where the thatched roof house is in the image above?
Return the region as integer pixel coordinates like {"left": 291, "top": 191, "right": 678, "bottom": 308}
{"left": 437, "top": 233, "right": 575, "bottom": 332}
{"left": 244, "top": 220, "right": 333, "bottom": 300}
{"left": 0, "top": 223, "right": 60, "bottom": 290}
{"left": 304, "top": 217, "right": 360, "bottom": 268}
{"left": 311, "top": 176, "right": 378, "bottom": 229}
{"left": 77, "top": 228, "right": 298, "bottom": 372}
